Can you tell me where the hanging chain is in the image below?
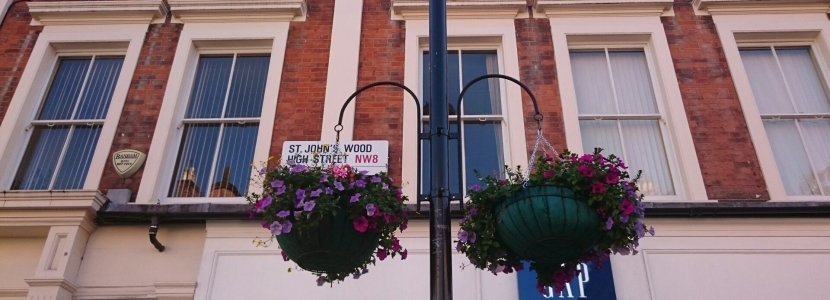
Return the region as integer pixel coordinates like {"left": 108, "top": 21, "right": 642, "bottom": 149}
{"left": 525, "top": 114, "right": 558, "bottom": 185}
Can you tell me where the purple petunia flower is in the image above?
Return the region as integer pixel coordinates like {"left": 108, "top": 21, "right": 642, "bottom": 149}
{"left": 289, "top": 164, "right": 308, "bottom": 174}
{"left": 259, "top": 167, "right": 267, "bottom": 175}
{"left": 354, "top": 180, "right": 366, "bottom": 188}
{"left": 319, "top": 173, "right": 329, "bottom": 183}
{"left": 294, "top": 211, "right": 303, "bottom": 219}
{"left": 619, "top": 214, "right": 629, "bottom": 223}
{"left": 359, "top": 170, "right": 369, "bottom": 175}
{"left": 276, "top": 185, "right": 286, "bottom": 195}
{"left": 296, "top": 189, "right": 306, "bottom": 201}
{"left": 470, "top": 185, "right": 481, "bottom": 192}
{"left": 371, "top": 176, "right": 382, "bottom": 183}
{"left": 276, "top": 210, "right": 290, "bottom": 218}
{"left": 350, "top": 193, "right": 362, "bottom": 203}
{"left": 606, "top": 217, "right": 614, "bottom": 230}
{"left": 455, "top": 242, "right": 463, "bottom": 252}
{"left": 458, "top": 230, "right": 469, "bottom": 243}
{"left": 469, "top": 208, "right": 477, "bottom": 216}
{"left": 316, "top": 277, "right": 325, "bottom": 287}
{"left": 282, "top": 220, "right": 293, "bottom": 233}
{"left": 334, "top": 181, "right": 345, "bottom": 191}
{"left": 648, "top": 226, "right": 656, "bottom": 236}
{"left": 303, "top": 201, "right": 316, "bottom": 212}
{"left": 382, "top": 183, "right": 389, "bottom": 190}
{"left": 310, "top": 188, "right": 323, "bottom": 198}
{"left": 468, "top": 232, "right": 477, "bottom": 243}
{"left": 634, "top": 222, "right": 646, "bottom": 238}
{"left": 271, "top": 179, "right": 284, "bottom": 188}
{"left": 255, "top": 195, "right": 273, "bottom": 213}
{"left": 325, "top": 187, "right": 333, "bottom": 195}
{"left": 270, "top": 222, "right": 283, "bottom": 236}
{"left": 366, "top": 203, "right": 376, "bottom": 216}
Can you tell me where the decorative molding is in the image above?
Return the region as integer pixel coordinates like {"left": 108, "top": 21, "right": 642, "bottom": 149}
{"left": 0, "top": 288, "right": 28, "bottom": 298}
{"left": 155, "top": 282, "right": 198, "bottom": 300}
{"left": 24, "top": 278, "right": 78, "bottom": 293}
{"left": 535, "top": 0, "right": 674, "bottom": 17}
{"left": 0, "top": 190, "right": 107, "bottom": 210}
{"left": 27, "top": 0, "right": 167, "bottom": 26}
{"left": 167, "top": 0, "right": 307, "bottom": 23}
{"left": 391, "top": 0, "right": 529, "bottom": 20}
{"left": 693, "top": 0, "right": 830, "bottom": 15}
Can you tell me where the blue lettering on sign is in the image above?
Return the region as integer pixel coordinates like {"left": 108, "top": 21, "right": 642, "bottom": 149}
{"left": 517, "top": 260, "right": 617, "bottom": 299}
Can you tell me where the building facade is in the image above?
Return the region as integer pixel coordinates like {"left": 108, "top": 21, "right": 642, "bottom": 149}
{"left": 1, "top": 0, "right": 829, "bottom": 299}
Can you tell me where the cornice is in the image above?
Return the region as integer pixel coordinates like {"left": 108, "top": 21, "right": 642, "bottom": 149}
{"left": 693, "top": 0, "right": 830, "bottom": 15}
{"left": 391, "top": 0, "right": 529, "bottom": 20}
{"left": 167, "top": 0, "right": 307, "bottom": 23}
{"left": 0, "top": 288, "right": 28, "bottom": 298}
{"left": 0, "top": 190, "right": 106, "bottom": 232}
{"left": 27, "top": 0, "right": 167, "bottom": 26}
{"left": 24, "top": 278, "right": 78, "bottom": 294}
{"left": 535, "top": 0, "right": 674, "bottom": 17}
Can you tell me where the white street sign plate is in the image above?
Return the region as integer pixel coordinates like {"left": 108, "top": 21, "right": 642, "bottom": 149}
{"left": 281, "top": 141, "right": 389, "bottom": 174}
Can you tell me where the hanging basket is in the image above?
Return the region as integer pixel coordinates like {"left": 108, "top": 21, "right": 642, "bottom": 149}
{"left": 495, "top": 185, "right": 603, "bottom": 265}
{"left": 277, "top": 207, "right": 380, "bottom": 274}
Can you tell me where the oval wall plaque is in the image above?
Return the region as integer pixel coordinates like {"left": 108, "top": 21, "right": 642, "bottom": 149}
{"left": 112, "top": 149, "right": 147, "bottom": 179}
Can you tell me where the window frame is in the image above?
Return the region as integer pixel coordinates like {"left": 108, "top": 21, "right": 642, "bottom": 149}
{"left": 550, "top": 16, "right": 708, "bottom": 202}
{"left": 568, "top": 45, "right": 684, "bottom": 201}
{"left": 401, "top": 18, "right": 528, "bottom": 202}
{"left": 417, "top": 46, "right": 512, "bottom": 196}
{"left": 136, "top": 22, "right": 289, "bottom": 204}
{"left": 712, "top": 12, "right": 830, "bottom": 201}
{"left": 167, "top": 50, "right": 270, "bottom": 200}
{"left": 0, "top": 24, "right": 146, "bottom": 191}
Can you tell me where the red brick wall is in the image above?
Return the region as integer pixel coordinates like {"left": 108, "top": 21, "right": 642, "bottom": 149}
{"left": 97, "top": 23, "right": 183, "bottom": 197}
{"left": 514, "top": 17, "right": 568, "bottom": 158}
{"left": 352, "top": 0, "right": 406, "bottom": 183}
{"left": 663, "top": 0, "right": 769, "bottom": 200}
{"left": 0, "top": 1, "right": 42, "bottom": 122}
{"left": 269, "top": 0, "right": 335, "bottom": 163}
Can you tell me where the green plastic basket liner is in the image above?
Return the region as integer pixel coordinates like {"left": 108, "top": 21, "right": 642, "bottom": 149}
{"left": 277, "top": 208, "right": 380, "bottom": 274}
{"left": 496, "top": 185, "right": 602, "bottom": 265}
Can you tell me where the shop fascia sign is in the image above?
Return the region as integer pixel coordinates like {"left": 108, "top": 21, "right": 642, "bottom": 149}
{"left": 281, "top": 141, "right": 388, "bottom": 174}
{"left": 518, "top": 259, "right": 617, "bottom": 299}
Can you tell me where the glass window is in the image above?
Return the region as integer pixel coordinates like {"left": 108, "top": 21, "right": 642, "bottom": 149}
{"left": 570, "top": 49, "right": 676, "bottom": 197}
{"left": 169, "top": 54, "right": 270, "bottom": 198}
{"left": 12, "top": 56, "right": 124, "bottom": 190}
{"left": 420, "top": 50, "right": 505, "bottom": 197}
{"left": 740, "top": 46, "right": 830, "bottom": 196}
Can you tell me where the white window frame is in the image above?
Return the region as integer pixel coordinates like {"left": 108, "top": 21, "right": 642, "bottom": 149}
{"left": 712, "top": 12, "right": 830, "bottom": 201}
{"left": 0, "top": 24, "right": 146, "bottom": 190}
{"left": 402, "top": 19, "right": 528, "bottom": 200}
{"left": 551, "top": 16, "right": 708, "bottom": 202}
{"left": 0, "top": 0, "right": 12, "bottom": 25}
{"left": 136, "top": 22, "right": 289, "bottom": 204}
{"left": 417, "top": 46, "right": 511, "bottom": 195}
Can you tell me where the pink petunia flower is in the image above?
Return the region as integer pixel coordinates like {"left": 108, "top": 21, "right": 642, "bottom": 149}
{"left": 353, "top": 216, "right": 369, "bottom": 232}
{"left": 591, "top": 182, "right": 606, "bottom": 194}
{"left": 620, "top": 200, "right": 635, "bottom": 215}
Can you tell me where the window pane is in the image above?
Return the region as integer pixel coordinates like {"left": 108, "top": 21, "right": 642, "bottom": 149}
{"left": 571, "top": 51, "right": 615, "bottom": 115}
{"left": 38, "top": 58, "right": 91, "bottom": 120}
{"left": 52, "top": 125, "right": 102, "bottom": 189}
{"left": 776, "top": 48, "right": 830, "bottom": 114}
{"left": 763, "top": 120, "right": 819, "bottom": 195}
{"left": 740, "top": 49, "right": 795, "bottom": 114}
{"left": 461, "top": 51, "right": 501, "bottom": 115}
{"left": 209, "top": 124, "right": 259, "bottom": 197}
{"left": 169, "top": 124, "right": 221, "bottom": 197}
{"left": 185, "top": 56, "right": 233, "bottom": 119}
{"left": 799, "top": 119, "right": 830, "bottom": 195}
{"left": 609, "top": 51, "right": 659, "bottom": 114}
{"left": 12, "top": 126, "right": 71, "bottom": 190}
{"left": 620, "top": 120, "right": 675, "bottom": 196}
{"left": 224, "top": 56, "right": 270, "bottom": 118}
{"left": 421, "top": 122, "right": 461, "bottom": 195}
{"left": 579, "top": 120, "right": 623, "bottom": 156}
{"left": 421, "top": 51, "right": 460, "bottom": 116}
{"left": 463, "top": 121, "right": 504, "bottom": 187}
{"left": 75, "top": 57, "right": 124, "bottom": 120}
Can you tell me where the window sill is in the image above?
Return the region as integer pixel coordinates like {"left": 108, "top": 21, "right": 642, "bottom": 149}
{"left": 0, "top": 189, "right": 107, "bottom": 210}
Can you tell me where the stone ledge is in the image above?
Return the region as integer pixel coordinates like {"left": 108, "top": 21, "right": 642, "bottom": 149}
{"left": 27, "top": 0, "right": 167, "bottom": 25}
{"left": 167, "top": 0, "right": 306, "bottom": 23}
{"left": 97, "top": 201, "right": 830, "bottom": 224}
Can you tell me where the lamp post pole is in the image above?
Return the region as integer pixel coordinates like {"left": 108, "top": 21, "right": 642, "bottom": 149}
{"left": 428, "top": 0, "right": 452, "bottom": 299}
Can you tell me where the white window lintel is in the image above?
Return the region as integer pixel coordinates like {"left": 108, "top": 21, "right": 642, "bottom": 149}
{"left": 535, "top": 0, "right": 674, "bottom": 18}
{"left": 27, "top": 0, "right": 167, "bottom": 26}
{"left": 390, "top": 0, "right": 529, "bottom": 20}
{"left": 167, "top": 0, "right": 307, "bottom": 23}
{"left": 694, "top": 0, "right": 830, "bottom": 16}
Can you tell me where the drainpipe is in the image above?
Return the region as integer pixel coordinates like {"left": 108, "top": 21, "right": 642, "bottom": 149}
{"left": 149, "top": 216, "right": 165, "bottom": 252}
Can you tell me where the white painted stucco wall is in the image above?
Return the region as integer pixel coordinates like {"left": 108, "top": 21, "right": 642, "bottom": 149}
{"left": 0, "top": 237, "right": 45, "bottom": 291}
{"left": 75, "top": 225, "right": 206, "bottom": 287}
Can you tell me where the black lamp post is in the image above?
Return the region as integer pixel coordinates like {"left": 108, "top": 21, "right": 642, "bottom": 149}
{"left": 333, "top": 2, "right": 545, "bottom": 299}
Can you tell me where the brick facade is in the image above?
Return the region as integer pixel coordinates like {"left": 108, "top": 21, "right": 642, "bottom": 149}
{"left": 0, "top": 0, "right": 780, "bottom": 202}
{"left": 662, "top": 0, "right": 770, "bottom": 200}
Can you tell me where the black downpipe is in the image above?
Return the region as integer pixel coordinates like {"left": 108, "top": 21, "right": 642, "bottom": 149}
{"left": 149, "top": 216, "right": 165, "bottom": 252}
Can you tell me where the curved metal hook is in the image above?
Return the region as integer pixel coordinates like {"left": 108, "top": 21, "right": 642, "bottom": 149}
{"left": 455, "top": 74, "right": 544, "bottom": 203}
{"left": 335, "top": 81, "right": 422, "bottom": 141}
{"left": 334, "top": 81, "right": 425, "bottom": 209}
